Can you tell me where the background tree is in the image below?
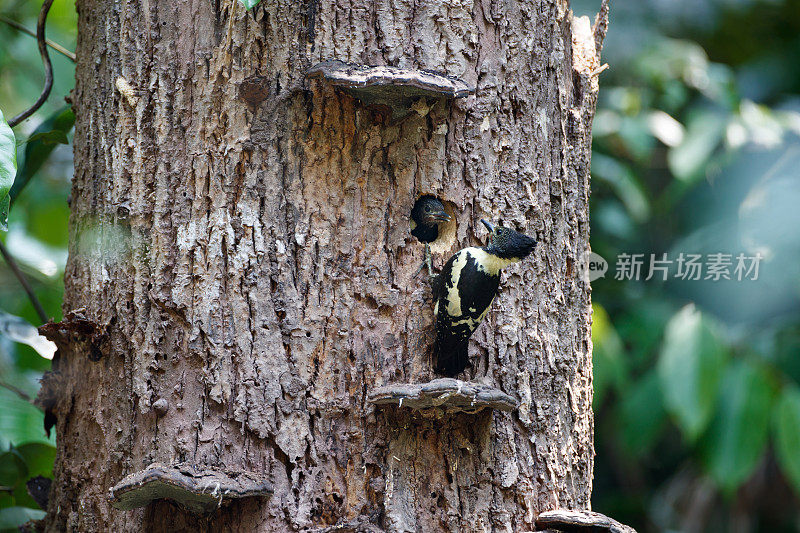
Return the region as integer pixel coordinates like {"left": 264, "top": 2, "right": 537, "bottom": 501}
{"left": 3, "top": 0, "right": 606, "bottom": 531}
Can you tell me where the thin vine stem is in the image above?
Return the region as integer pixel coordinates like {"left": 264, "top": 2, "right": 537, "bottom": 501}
{"left": 0, "top": 239, "right": 48, "bottom": 324}
{"left": 0, "top": 14, "right": 75, "bottom": 62}
{"left": 7, "top": 0, "right": 56, "bottom": 128}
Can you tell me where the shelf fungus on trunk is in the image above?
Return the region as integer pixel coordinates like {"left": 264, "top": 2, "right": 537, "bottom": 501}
{"left": 534, "top": 510, "right": 638, "bottom": 533}
{"left": 368, "top": 378, "right": 517, "bottom": 414}
{"left": 305, "top": 60, "right": 474, "bottom": 119}
{"left": 108, "top": 463, "right": 273, "bottom": 514}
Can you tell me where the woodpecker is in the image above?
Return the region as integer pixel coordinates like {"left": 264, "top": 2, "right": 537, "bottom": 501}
{"left": 432, "top": 219, "right": 537, "bottom": 376}
{"left": 410, "top": 195, "right": 451, "bottom": 277}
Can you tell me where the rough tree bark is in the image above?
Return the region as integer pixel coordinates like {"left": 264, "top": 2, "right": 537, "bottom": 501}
{"left": 40, "top": 0, "right": 606, "bottom": 530}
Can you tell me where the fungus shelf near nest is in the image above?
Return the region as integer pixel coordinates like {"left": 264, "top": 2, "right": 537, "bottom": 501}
{"left": 109, "top": 463, "right": 273, "bottom": 514}
{"left": 306, "top": 60, "right": 474, "bottom": 119}
{"left": 369, "top": 378, "right": 517, "bottom": 414}
{"left": 535, "top": 510, "right": 637, "bottom": 533}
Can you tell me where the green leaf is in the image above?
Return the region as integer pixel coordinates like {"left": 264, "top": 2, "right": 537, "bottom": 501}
{"left": 0, "top": 109, "right": 17, "bottom": 231}
{"left": 11, "top": 107, "right": 74, "bottom": 205}
{"left": 15, "top": 443, "right": 55, "bottom": 479}
{"left": 592, "top": 303, "right": 628, "bottom": 407}
{"left": 593, "top": 201, "right": 635, "bottom": 241}
{"left": 591, "top": 153, "right": 651, "bottom": 222}
{"left": 703, "top": 360, "right": 775, "bottom": 493}
{"left": 618, "top": 370, "right": 667, "bottom": 457}
{"left": 0, "top": 507, "right": 46, "bottom": 530}
{"left": 774, "top": 385, "right": 800, "bottom": 496}
{"left": 616, "top": 298, "right": 674, "bottom": 371}
{"left": 8, "top": 443, "right": 55, "bottom": 510}
{"left": 0, "top": 389, "right": 51, "bottom": 447}
{"left": 657, "top": 304, "right": 727, "bottom": 440}
{"left": 617, "top": 115, "right": 656, "bottom": 162}
{"left": 667, "top": 111, "right": 726, "bottom": 182}
{"left": 238, "top": 0, "right": 261, "bottom": 9}
{"left": 0, "top": 196, "right": 8, "bottom": 232}
{"left": 0, "top": 312, "right": 57, "bottom": 360}
{"left": 24, "top": 130, "right": 69, "bottom": 146}
{"left": 0, "top": 449, "right": 27, "bottom": 487}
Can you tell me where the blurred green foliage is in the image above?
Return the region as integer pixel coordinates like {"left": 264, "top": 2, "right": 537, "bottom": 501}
{"left": 577, "top": 0, "right": 800, "bottom": 530}
{"left": 2, "top": 0, "right": 800, "bottom": 532}
{"left": 0, "top": 1, "right": 74, "bottom": 529}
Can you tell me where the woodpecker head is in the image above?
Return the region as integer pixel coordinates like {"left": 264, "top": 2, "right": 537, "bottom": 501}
{"left": 481, "top": 219, "right": 537, "bottom": 261}
{"left": 411, "top": 196, "right": 451, "bottom": 232}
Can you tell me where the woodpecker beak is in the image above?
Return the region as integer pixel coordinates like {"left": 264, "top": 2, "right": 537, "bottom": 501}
{"left": 481, "top": 219, "right": 495, "bottom": 233}
{"left": 431, "top": 211, "right": 451, "bottom": 222}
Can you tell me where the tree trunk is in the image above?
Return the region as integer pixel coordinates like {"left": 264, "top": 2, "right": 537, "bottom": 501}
{"left": 41, "top": 0, "right": 605, "bottom": 530}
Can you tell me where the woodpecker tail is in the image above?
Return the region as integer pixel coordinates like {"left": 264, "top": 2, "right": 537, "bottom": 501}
{"left": 434, "top": 341, "right": 470, "bottom": 377}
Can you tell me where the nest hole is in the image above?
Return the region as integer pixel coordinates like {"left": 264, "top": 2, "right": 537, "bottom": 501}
{"left": 410, "top": 194, "right": 457, "bottom": 256}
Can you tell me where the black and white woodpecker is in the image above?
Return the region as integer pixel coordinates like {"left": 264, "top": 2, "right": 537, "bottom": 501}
{"left": 410, "top": 195, "right": 451, "bottom": 276}
{"left": 432, "top": 219, "right": 537, "bottom": 376}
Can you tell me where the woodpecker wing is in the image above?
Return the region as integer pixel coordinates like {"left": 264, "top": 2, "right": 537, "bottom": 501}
{"left": 433, "top": 248, "right": 500, "bottom": 376}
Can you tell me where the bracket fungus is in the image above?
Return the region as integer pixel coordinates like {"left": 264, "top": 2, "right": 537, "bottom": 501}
{"left": 535, "top": 509, "right": 638, "bottom": 533}
{"left": 306, "top": 60, "right": 474, "bottom": 118}
{"left": 109, "top": 463, "right": 273, "bottom": 514}
{"left": 368, "top": 378, "right": 517, "bottom": 414}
